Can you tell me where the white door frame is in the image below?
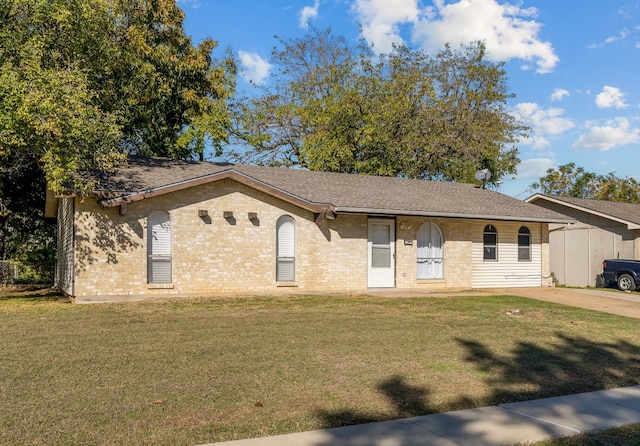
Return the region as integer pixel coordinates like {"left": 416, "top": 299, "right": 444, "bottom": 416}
{"left": 367, "top": 218, "right": 396, "bottom": 288}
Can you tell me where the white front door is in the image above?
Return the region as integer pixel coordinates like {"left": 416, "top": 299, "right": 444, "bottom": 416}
{"left": 368, "top": 218, "right": 395, "bottom": 288}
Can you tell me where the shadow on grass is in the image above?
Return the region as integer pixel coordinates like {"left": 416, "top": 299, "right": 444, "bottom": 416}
{"left": 0, "top": 285, "right": 66, "bottom": 302}
{"left": 316, "top": 375, "right": 435, "bottom": 428}
{"left": 456, "top": 333, "right": 640, "bottom": 404}
{"left": 313, "top": 333, "right": 640, "bottom": 444}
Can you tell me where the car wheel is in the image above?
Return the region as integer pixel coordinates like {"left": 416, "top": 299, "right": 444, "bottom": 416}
{"left": 617, "top": 273, "right": 636, "bottom": 291}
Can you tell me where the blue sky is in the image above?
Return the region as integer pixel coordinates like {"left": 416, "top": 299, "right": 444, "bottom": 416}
{"left": 180, "top": 0, "right": 640, "bottom": 197}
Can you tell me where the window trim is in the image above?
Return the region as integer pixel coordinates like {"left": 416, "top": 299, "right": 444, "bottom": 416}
{"left": 518, "top": 226, "right": 532, "bottom": 262}
{"left": 483, "top": 224, "right": 498, "bottom": 262}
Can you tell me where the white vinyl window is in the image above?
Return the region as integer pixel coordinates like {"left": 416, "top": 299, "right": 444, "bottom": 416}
{"left": 417, "top": 222, "right": 443, "bottom": 279}
{"left": 276, "top": 215, "right": 295, "bottom": 282}
{"left": 148, "top": 211, "right": 172, "bottom": 283}
{"left": 518, "top": 226, "right": 531, "bottom": 261}
{"left": 483, "top": 224, "right": 498, "bottom": 261}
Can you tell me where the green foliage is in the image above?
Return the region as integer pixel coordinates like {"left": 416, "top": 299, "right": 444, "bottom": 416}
{"left": 2, "top": 162, "right": 56, "bottom": 283}
{"left": 0, "top": 0, "right": 235, "bottom": 278}
{"left": 1, "top": 0, "right": 236, "bottom": 179}
{"left": 231, "top": 28, "right": 525, "bottom": 185}
{"left": 103, "top": 0, "right": 236, "bottom": 158}
{"left": 532, "top": 163, "right": 640, "bottom": 203}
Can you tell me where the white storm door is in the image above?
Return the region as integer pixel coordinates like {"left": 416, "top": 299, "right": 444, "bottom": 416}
{"left": 368, "top": 219, "right": 395, "bottom": 288}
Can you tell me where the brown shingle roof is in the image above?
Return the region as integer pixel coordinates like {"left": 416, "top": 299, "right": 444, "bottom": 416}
{"left": 527, "top": 193, "right": 640, "bottom": 227}
{"left": 87, "top": 157, "right": 571, "bottom": 223}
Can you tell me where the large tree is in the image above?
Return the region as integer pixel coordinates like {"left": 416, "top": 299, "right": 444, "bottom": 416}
{"left": 231, "top": 29, "right": 525, "bottom": 185}
{"left": 0, "top": 0, "right": 235, "bottom": 273}
{"left": 532, "top": 163, "right": 640, "bottom": 203}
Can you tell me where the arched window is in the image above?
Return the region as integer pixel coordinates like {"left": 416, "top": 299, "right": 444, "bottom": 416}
{"left": 417, "top": 222, "right": 443, "bottom": 279}
{"left": 518, "top": 226, "right": 531, "bottom": 261}
{"left": 148, "top": 211, "right": 172, "bottom": 283}
{"left": 276, "top": 215, "right": 295, "bottom": 281}
{"left": 483, "top": 224, "right": 497, "bottom": 261}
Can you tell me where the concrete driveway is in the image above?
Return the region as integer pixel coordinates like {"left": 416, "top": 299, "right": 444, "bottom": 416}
{"left": 361, "top": 286, "right": 640, "bottom": 319}
{"left": 481, "top": 286, "right": 640, "bottom": 319}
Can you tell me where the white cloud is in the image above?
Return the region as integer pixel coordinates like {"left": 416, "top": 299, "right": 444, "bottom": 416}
{"left": 550, "top": 88, "right": 569, "bottom": 102}
{"left": 513, "top": 102, "right": 574, "bottom": 149}
{"left": 413, "top": 0, "right": 559, "bottom": 73}
{"left": 515, "top": 158, "right": 555, "bottom": 181}
{"left": 605, "top": 29, "right": 629, "bottom": 44}
{"left": 238, "top": 50, "right": 272, "bottom": 85}
{"left": 573, "top": 117, "right": 640, "bottom": 151}
{"left": 595, "top": 86, "right": 628, "bottom": 109}
{"left": 351, "top": 0, "right": 420, "bottom": 53}
{"left": 350, "top": 0, "right": 558, "bottom": 72}
{"left": 589, "top": 29, "right": 630, "bottom": 48}
{"left": 299, "top": 0, "right": 320, "bottom": 29}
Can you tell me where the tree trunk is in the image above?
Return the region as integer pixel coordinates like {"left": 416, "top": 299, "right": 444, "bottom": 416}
{"left": 0, "top": 216, "right": 5, "bottom": 284}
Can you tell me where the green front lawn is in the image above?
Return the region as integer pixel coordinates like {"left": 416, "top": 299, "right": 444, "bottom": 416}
{"left": 2, "top": 289, "right": 640, "bottom": 445}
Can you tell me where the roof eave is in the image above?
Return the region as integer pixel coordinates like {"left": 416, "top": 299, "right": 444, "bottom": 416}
{"left": 526, "top": 194, "right": 640, "bottom": 229}
{"left": 98, "top": 169, "right": 335, "bottom": 216}
{"left": 334, "top": 206, "right": 573, "bottom": 223}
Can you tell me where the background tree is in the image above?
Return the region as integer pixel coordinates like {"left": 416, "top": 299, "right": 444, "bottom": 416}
{"left": 0, "top": 0, "right": 235, "bottom": 278}
{"left": 532, "top": 163, "right": 640, "bottom": 203}
{"left": 230, "top": 28, "right": 526, "bottom": 185}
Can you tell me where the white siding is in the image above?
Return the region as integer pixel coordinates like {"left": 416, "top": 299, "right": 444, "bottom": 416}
{"left": 472, "top": 221, "right": 542, "bottom": 288}
{"left": 55, "top": 198, "right": 74, "bottom": 295}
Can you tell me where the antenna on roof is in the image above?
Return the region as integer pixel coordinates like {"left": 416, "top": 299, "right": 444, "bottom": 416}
{"left": 474, "top": 169, "right": 491, "bottom": 189}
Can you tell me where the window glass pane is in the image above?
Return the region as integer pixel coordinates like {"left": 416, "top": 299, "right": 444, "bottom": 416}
{"left": 148, "top": 211, "right": 171, "bottom": 283}
{"left": 417, "top": 223, "right": 443, "bottom": 279}
{"left": 518, "top": 234, "right": 530, "bottom": 246}
{"left": 372, "top": 224, "right": 390, "bottom": 245}
{"left": 484, "top": 247, "right": 496, "bottom": 260}
{"left": 277, "top": 217, "right": 295, "bottom": 257}
{"left": 483, "top": 225, "right": 497, "bottom": 261}
{"left": 372, "top": 246, "right": 391, "bottom": 267}
{"left": 149, "top": 256, "right": 172, "bottom": 283}
{"left": 277, "top": 257, "right": 295, "bottom": 281}
{"left": 276, "top": 216, "right": 295, "bottom": 282}
{"left": 518, "top": 247, "right": 530, "bottom": 261}
{"left": 484, "top": 233, "right": 497, "bottom": 245}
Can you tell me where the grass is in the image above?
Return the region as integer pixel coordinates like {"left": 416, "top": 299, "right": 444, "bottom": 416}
{"left": 531, "top": 424, "right": 640, "bottom": 445}
{"left": 2, "top": 288, "right": 640, "bottom": 445}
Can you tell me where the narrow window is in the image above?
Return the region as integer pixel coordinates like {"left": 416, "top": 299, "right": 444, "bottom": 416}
{"left": 276, "top": 215, "right": 295, "bottom": 281}
{"left": 417, "top": 222, "right": 443, "bottom": 279}
{"left": 518, "top": 226, "right": 531, "bottom": 261}
{"left": 148, "top": 211, "right": 172, "bottom": 283}
{"left": 483, "top": 224, "right": 497, "bottom": 261}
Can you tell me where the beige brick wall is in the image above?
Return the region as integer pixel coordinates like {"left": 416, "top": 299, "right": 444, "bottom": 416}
{"left": 70, "top": 180, "right": 547, "bottom": 301}
{"left": 73, "top": 180, "right": 372, "bottom": 300}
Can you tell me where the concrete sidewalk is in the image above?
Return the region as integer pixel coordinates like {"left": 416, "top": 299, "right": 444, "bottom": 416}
{"left": 203, "top": 386, "right": 640, "bottom": 446}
